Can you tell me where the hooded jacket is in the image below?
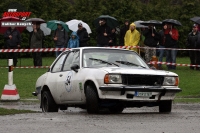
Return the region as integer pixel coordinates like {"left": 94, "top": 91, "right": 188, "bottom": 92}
{"left": 4, "top": 28, "right": 21, "bottom": 47}
{"left": 77, "top": 27, "right": 90, "bottom": 47}
{"left": 67, "top": 32, "right": 79, "bottom": 48}
{"left": 124, "top": 23, "right": 140, "bottom": 47}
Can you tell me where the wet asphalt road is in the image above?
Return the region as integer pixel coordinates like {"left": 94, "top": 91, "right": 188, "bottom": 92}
{"left": 0, "top": 102, "right": 200, "bottom": 133}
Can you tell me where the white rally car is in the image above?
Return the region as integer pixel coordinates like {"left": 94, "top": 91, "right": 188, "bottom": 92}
{"left": 33, "top": 47, "right": 181, "bottom": 114}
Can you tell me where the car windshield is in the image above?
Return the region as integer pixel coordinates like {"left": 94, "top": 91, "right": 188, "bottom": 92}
{"left": 82, "top": 49, "right": 149, "bottom": 68}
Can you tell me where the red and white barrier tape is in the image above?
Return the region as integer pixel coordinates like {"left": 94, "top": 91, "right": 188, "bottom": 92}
{"left": 0, "top": 62, "right": 199, "bottom": 68}
{"left": 149, "top": 61, "right": 200, "bottom": 67}
{"left": 0, "top": 66, "right": 50, "bottom": 69}
{"left": 109, "top": 46, "right": 200, "bottom": 51}
{"left": 0, "top": 46, "right": 200, "bottom": 53}
{"left": 0, "top": 48, "right": 70, "bottom": 53}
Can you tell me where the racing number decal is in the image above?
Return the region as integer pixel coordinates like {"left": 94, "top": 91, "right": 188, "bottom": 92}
{"left": 66, "top": 76, "right": 71, "bottom": 85}
{"left": 65, "top": 71, "right": 73, "bottom": 92}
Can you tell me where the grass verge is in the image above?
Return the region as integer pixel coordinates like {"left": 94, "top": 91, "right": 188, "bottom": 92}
{"left": 0, "top": 108, "right": 37, "bottom": 115}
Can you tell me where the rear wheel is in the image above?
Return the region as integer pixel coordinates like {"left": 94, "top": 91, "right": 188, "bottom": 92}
{"left": 41, "top": 91, "right": 58, "bottom": 112}
{"left": 159, "top": 100, "right": 172, "bottom": 113}
{"left": 85, "top": 85, "right": 99, "bottom": 114}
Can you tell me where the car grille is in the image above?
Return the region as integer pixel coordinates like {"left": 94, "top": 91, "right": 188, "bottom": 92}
{"left": 121, "top": 74, "right": 164, "bottom": 86}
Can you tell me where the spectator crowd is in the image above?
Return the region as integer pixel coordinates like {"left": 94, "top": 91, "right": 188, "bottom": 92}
{"left": 2, "top": 17, "right": 200, "bottom": 71}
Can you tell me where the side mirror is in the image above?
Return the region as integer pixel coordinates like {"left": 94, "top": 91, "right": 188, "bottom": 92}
{"left": 71, "top": 64, "right": 80, "bottom": 73}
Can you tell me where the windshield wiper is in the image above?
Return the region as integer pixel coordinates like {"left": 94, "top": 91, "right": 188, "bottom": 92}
{"left": 115, "top": 61, "right": 146, "bottom": 68}
{"left": 89, "top": 58, "right": 119, "bottom": 67}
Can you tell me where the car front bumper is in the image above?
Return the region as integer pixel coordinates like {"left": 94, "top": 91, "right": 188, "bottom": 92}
{"left": 99, "top": 86, "right": 181, "bottom": 92}
{"left": 98, "top": 85, "right": 181, "bottom": 101}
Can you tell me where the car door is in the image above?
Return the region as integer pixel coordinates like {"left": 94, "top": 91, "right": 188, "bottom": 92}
{"left": 47, "top": 52, "right": 68, "bottom": 103}
{"left": 56, "top": 50, "right": 82, "bottom": 102}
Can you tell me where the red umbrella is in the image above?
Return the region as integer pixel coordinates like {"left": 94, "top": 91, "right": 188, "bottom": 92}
{"left": 0, "top": 16, "right": 26, "bottom": 34}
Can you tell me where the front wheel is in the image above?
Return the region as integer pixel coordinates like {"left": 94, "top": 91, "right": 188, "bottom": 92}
{"left": 159, "top": 100, "right": 172, "bottom": 113}
{"left": 85, "top": 85, "right": 99, "bottom": 114}
{"left": 41, "top": 91, "right": 58, "bottom": 112}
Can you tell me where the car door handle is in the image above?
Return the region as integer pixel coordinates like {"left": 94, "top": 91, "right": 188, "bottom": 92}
{"left": 59, "top": 74, "right": 63, "bottom": 77}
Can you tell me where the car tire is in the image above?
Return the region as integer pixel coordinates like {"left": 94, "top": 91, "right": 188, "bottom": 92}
{"left": 109, "top": 105, "right": 124, "bottom": 114}
{"left": 41, "top": 91, "right": 58, "bottom": 112}
{"left": 159, "top": 100, "right": 172, "bottom": 113}
{"left": 85, "top": 85, "right": 99, "bottom": 114}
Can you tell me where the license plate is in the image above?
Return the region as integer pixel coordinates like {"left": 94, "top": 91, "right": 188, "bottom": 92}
{"left": 135, "top": 92, "right": 152, "bottom": 97}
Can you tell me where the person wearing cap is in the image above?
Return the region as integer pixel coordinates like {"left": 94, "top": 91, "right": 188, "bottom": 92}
{"left": 96, "top": 18, "right": 111, "bottom": 47}
{"left": 186, "top": 24, "right": 200, "bottom": 70}
{"left": 53, "top": 24, "right": 68, "bottom": 57}
{"left": 119, "top": 19, "right": 130, "bottom": 46}
{"left": 77, "top": 23, "right": 90, "bottom": 47}
{"left": 164, "top": 23, "right": 179, "bottom": 70}
{"left": 4, "top": 26, "right": 21, "bottom": 66}
{"left": 124, "top": 23, "right": 140, "bottom": 52}
{"left": 29, "top": 22, "right": 44, "bottom": 66}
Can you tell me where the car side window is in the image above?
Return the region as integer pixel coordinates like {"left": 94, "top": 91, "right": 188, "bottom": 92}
{"left": 51, "top": 53, "right": 67, "bottom": 73}
{"left": 63, "top": 51, "right": 80, "bottom": 71}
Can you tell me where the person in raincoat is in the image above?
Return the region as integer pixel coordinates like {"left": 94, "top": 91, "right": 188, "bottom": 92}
{"left": 124, "top": 23, "right": 140, "bottom": 52}
{"left": 67, "top": 31, "right": 79, "bottom": 48}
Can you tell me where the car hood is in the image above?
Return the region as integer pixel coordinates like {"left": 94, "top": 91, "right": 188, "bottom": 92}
{"left": 99, "top": 67, "right": 178, "bottom": 76}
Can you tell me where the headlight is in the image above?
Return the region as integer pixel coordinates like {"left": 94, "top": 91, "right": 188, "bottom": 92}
{"left": 163, "top": 77, "right": 179, "bottom": 86}
{"left": 104, "top": 74, "right": 122, "bottom": 84}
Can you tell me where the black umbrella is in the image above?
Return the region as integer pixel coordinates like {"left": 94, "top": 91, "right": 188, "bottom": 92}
{"left": 25, "top": 18, "right": 45, "bottom": 23}
{"left": 134, "top": 20, "right": 148, "bottom": 28}
{"left": 162, "top": 19, "right": 182, "bottom": 26}
{"left": 93, "top": 15, "right": 119, "bottom": 28}
{"left": 139, "top": 20, "right": 162, "bottom": 26}
{"left": 190, "top": 16, "right": 200, "bottom": 24}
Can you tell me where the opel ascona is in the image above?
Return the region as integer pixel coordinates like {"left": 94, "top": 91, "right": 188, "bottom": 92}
{"left": 33, "top": 47, "right": 181, "bottom": 114}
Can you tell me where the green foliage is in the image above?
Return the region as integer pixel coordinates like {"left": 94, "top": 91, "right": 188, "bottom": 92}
{"left": 0, "top": 0, "right": 200, "bottom": 55}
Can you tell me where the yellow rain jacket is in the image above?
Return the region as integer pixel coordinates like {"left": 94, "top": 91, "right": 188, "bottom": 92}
{"left": 124, "top": 23, "right": 140, "bottom": 52}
